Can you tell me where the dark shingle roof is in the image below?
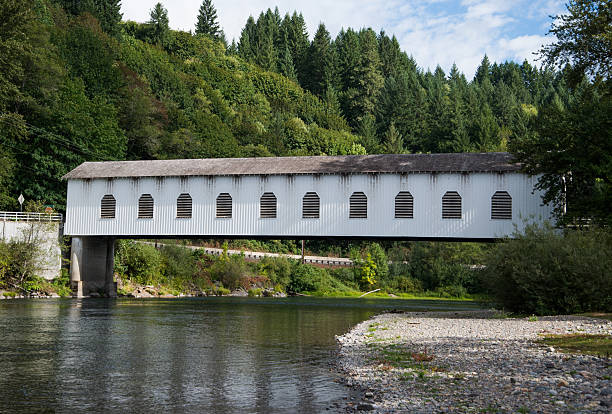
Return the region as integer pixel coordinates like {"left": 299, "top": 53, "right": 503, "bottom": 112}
{"left": 62, "top": 153, "right": 520, "bottom": 179}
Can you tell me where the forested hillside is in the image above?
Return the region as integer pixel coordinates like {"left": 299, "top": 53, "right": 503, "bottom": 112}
{"left": 0, "top": 0, "right": 595, "bottom": 213}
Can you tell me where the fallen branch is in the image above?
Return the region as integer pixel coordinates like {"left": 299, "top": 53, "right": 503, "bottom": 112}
{"left": 359, "top": 288, "right": 381, "bottom": 298}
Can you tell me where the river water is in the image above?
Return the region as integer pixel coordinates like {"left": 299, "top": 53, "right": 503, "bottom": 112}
{"left": 0, "top": 297, "right": 481, "bottom": 413}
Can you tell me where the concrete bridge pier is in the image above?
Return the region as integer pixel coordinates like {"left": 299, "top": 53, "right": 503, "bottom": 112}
{"left": 70, "top": 236, "right": 117, "bottom": 298}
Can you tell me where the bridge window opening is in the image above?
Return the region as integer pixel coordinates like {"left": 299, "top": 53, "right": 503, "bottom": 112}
{"left": 260, "top": 192, "right": 277, "bottom": 218}
{"left": 349, "top": 192, "right": 367, "bottom": 218}
{"left": 176, "top": 193, "right": 192, "bottom": 218}
{"left": 138, "top": 194, "right": 154, "bottom": 219}
{"left": 302, "top": 192, "right": 320, "bottom": 218}
{"left": 442, "top": 191, "right": 461, "bottom": 219}
{"left": 216, "top": 193, "right": 232, "bottom": 218}
{"left": 395, "top": 191, "right": 413, "bottom": 218}
{"left": 100, "top": 194, "right": 116, "bottom": 219}
{"left": 491, "top": 191, "right": 512, "bottom": 220}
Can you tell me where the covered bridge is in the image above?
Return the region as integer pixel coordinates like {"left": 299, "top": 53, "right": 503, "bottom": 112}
{"left": 63, "top": 152, "right": 552, "bottom": 296}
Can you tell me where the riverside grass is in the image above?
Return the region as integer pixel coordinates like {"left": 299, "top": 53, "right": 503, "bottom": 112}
{"left": 538, "top": 334, "right": 612, "bottom": 357}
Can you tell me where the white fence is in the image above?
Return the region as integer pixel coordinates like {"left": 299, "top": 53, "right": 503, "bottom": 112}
{"left": 0, "top": 211, "right": 63, "bottom": 222}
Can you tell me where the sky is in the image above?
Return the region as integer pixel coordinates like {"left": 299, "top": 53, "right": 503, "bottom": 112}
{"left": 121, "top": 0, "right": 566, "bottom": 79}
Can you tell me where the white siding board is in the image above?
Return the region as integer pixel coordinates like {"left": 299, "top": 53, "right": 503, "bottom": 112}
{"left": 64, "top": 172, "right": 552, "bottom": 239}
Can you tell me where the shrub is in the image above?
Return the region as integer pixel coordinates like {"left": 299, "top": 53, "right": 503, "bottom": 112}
{"left": 247, "top": 288, "right": 262, "bottom": 297}
{"left": 257, "top": 256, "right": 293, "bottom": 287}
{"left": 114, "top": 240, "right": 162, "bottom": 285}
{"left": 209, "top": 254, "right": 251, "bottom": 290}
{"left": 482, "top": 223, "right": 612, "bottom": 315}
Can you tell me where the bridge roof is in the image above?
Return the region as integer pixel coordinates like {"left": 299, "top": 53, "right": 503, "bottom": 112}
{"left": 63, "top": 152, "right": 521, "bottom": 179}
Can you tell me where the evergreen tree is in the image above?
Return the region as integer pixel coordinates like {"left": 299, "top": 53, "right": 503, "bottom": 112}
{"left": 352, "top": 29, "right": 383, "bottom": 121}
{"left": 286, "top": 12, "right": 310, "bottom": 85}
{"left": 195, "top": 0, "right": 222, "bottom": 39}
{"left": 54, "top": 0, "right": 95, "bottom": 16}
{"left": 306, "top": 23, "right": 333, "bottom": 96}
{"left": 148, "top": 2, "right": 169, "bottom": 47}
{"left": 336, "top": 28, "right": 360, "bottom": 91}
{"left": 357, "top": 114, "right": 379, "bottom": 153}
{"left": 474, "top": 55, "right": 491, "bottom": 84}
{"left": 93, "top": 0, "right": 122, "bottom": 38}
{"left": 238, "top": 16, "right": 256, "bottom": 61}
{"left": 254, "top": 10, "right": 279, "bottom": 71}
{"left": 383, "top": 122, "right": 403, "bottom": 154}
{"left": 378, "top": 31, "right": 402, "bottom": 78}
{"left": 278, "top": 28, "right": 297, "bottom": 81}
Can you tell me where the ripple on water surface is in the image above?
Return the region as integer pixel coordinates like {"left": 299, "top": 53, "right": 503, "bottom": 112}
{"left": 0, "top": 297, "right": 480, "bottom": 413}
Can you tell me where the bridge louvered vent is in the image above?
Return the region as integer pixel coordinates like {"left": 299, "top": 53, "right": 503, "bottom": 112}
{"left": 100, "top": 194, "right": 116, "bottom": 219}
{"left": 176, "top": 193, "right": 192, "bottom": 218}
{"left": 442, "top": 191, "right": 462, "bottom": 219}
{"left": 491, "top": 191, "right": 512, "bottom": 220}
{"left": 395, "top": 191, "right": 414, "bottom": 218}
{"left": 216, "top": 193, "right": 232, "bottom": 218}
{"left": 260, "top": 192, "right": 277, "bottom": 218}
{"left": 138, "top": 194, "right": 154, "bottom": 219}
{"left": 349, "top": 192, "right": 367, "bottom": 218}
{"left": 302, "top": 192, "right": 320, "bottom": 218}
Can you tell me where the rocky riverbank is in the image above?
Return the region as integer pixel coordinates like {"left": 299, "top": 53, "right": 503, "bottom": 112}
{"left": 336, "top": 310, "right": 612, "bottom": 413}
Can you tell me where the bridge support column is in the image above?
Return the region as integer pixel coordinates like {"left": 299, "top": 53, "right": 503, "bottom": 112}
{"left": 70, "top": 236, "right": 116, "bottom": 298}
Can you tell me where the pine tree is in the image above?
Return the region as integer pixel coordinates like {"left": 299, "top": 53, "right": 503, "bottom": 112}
{"left": 378, "top": 31, "right": 402, "bottom": 78}
{"left": 55, "top": 0, "right": 95, "bottom": 16}
{"left": 238, "top": 16, "right": 256, "bottom": 61}
{"left": 336, "top": 28, "right": 361, "bottom": 91}
{"left": 384, "top": 123, "right": 403, "bottom": 154}
{"left": 54, "top": 1, "right": 122, "bottom": 37}
{"left": 278, "top": 27, "right": 297, "bottom": 81}
{"left": 305, "top": 23, "right": 333, "bottom": 96}
{"left": 352, "top": 29, "right": 383, "bottom": 121}
{"left": 94, "top": 0, "right": 122, "bottom": 37}
{"left": 195, "top": 0, "right": 221, "bottom": 39}
{"left": 286, "top": 12, "right": 310, "bottom": 86}
{"left": 148, "top": 2, "right": 169, "bottom": 46}
{"left": 253, "top": 10, "right": 279, "bottom": 71}
{"left": 358, "top": 114, "right": 379, "bottom": 153}
{"left": 474, "top": 55, "right": 491, "bottom": 84}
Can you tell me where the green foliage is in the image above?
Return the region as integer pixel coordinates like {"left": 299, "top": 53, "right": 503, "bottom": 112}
{"left": 195, "top": 0, "right": 222, "bottom": 40}
{"left": 0, "top": 232, "right": 43, "bottom": 292}
{"left": 209, "top": 254, "right": 251, "bottom": 290}
{"left": 51, "top": 268, "right": 72, "bottom": 297}
{"left": 147, "top": 2, "right": 169, "bottom": 46}
{"left": 257, "top": 256, "right": 293, "bottom": 287}
{"left": 247, "top": 287, "right": 262, "bottom": 297}
{"left": 287, "top": 262, "right": 350, "bottom": 294}
{"left": 540, "top": 0, "right": 611, "bottom": 84}
{"left": 114, "top": 240, "right": 162, "bottom": 285}
{"left": 512, "top": 82, "right": 612, "bottom": 226}
{"left": 482, "top": 223, "right": 612, "bottom": 315}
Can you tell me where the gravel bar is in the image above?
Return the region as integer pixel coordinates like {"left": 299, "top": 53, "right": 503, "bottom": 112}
{"left": 336, "top": 310, "right": 612, "bottom": 413}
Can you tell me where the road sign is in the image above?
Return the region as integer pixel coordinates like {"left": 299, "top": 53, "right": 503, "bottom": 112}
{"left": 18, "top": 194, "right": 24, "bottom": 212}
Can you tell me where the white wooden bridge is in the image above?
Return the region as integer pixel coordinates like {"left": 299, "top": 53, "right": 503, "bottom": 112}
{"left": 62, "top": 153, "right": 552, "bottom": 296}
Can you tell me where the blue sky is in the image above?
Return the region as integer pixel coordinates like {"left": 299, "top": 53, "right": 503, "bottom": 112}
{"left": 121, "top": 0, "right": 566, "bottom": 79}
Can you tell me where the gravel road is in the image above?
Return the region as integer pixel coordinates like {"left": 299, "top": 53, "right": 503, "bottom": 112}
{"left": 336, "top": 310, "right": 612, "bottom": 413}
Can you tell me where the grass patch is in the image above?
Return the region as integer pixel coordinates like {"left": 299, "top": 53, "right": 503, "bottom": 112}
{"left": 538, "top": 334, "right": 612, "bottom": 357}
{"left": 579, "top": 312, "right": 612, "bottom": 321}
{"left": 369, "top": 343, "right": 440, "bottom": 373}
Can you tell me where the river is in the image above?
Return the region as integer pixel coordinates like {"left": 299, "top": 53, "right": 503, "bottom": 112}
{"left": 0, "top": 297, "right": 482, "bottom": 413}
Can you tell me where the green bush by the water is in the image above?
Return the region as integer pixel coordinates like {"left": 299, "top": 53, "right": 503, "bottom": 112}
{"left": 482, "top": 223, "right": 612, "bottom": 315}
{"left": 113, "top": 240, "right": 486, "bottom": 298}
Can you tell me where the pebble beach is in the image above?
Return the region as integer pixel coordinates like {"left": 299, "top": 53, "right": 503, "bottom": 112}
{"left": 336, "top": 310, "right": 612, "bottom": 413}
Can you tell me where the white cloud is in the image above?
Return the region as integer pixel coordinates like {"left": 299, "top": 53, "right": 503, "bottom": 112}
{"left": 121, "top": 0, "right": 564, "bottom": 78}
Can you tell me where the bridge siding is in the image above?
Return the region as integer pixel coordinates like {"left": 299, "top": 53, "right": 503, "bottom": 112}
{"left": 64, "top": 172, "right": 551, "bottom": 239}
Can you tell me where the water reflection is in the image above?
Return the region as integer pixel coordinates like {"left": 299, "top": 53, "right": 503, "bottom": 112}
{"left": 0, "top": 297, "right": 481, "bottom": 413}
